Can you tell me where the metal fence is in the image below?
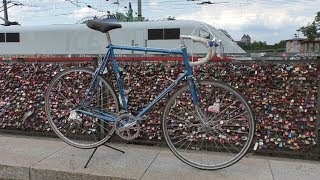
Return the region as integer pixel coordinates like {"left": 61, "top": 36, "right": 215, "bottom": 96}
{"left": 0, "top": 58, "right": 319, "bottom": 158}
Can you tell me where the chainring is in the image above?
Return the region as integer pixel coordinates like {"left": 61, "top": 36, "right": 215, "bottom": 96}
{"left": 115, "top": 113, "right": 140, "bottom": 140}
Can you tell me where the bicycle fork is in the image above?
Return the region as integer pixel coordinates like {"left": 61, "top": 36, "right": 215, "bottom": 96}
{"left": 182, "top": 48, "right": 210, "bottom": 128}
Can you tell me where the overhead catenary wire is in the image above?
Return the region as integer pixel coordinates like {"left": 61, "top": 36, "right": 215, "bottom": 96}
{"left": 8, "top": 0, "right": 318, "bottom": 11}
{"left": 4, "top": 0, "right": 320, "bottom": 24}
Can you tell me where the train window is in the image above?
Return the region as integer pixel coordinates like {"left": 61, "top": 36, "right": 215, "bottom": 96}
{"left": 6, "top": 33, "right": 20, "bottom": 42}
{"left": 148, "top": 29, "right": 163, "bottom": 40}
{"left": 164, "top": 28, "right": 180, "bottom": 39}
{"left": 148, "top": 28, "right": 180, "bottom": 40}
{"left": 0, "top": 33, "right": 4, "bottom": 42}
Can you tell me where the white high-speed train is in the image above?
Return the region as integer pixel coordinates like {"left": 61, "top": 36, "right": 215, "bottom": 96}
{"left": 0, "top": 20, "right": 245, "bottom": 61}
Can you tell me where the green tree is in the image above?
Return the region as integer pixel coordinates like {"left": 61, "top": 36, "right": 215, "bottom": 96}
{"left": 299, "top": 12, "right": 320, "bottom": 40}
{"left": 239, "top": 40, "right": 286, "bottom": 52}
{"left": 273, "top": 40, "right": 287, "bottom": 49}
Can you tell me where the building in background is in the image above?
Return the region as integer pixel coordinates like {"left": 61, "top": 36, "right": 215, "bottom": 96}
{"left": 286, "top": 38, "right": 320, "bottom": 53}
{"left": 236, "top": 34, "right": 252, "bottom": 46}
{"left": 241, "top": 34, "right": 251, "bottom": 45}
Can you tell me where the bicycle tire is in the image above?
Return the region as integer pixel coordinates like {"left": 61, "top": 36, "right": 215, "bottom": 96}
{"left": 45, "top": 67, "right": 119, "bottom": 149}
{"left": 162, "top": 79, "right": 255, "bottom": 170}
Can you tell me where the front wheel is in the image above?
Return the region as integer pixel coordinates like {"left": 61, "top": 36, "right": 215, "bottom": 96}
{"left": 45, "top": 67, "right": 119, "bottom": 149}
{"left": 162, "top": 80, "right": 255, "bottom": 170}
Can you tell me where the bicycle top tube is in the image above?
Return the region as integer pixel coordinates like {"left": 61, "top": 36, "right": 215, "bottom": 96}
{"left": 110, "top": 45, "right": 184, "bottom": 55}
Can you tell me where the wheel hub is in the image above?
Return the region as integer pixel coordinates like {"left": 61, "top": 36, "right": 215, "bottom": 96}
{"left": 69, "top": 110, "right": 83, "bottom": 123}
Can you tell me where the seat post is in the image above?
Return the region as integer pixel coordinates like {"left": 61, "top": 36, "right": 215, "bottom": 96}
{"left": 106, "top": 32, "right": 112, "bottom": 45}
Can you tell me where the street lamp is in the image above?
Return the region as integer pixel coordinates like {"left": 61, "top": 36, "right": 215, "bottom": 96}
{"left": 0, "top": 16, "right": 19, "bottom": 25}
{"left": 296, "top": 29, "right": 300, "bottom": 38}
{"left": 2, "top": 0, "right": 9, "bottom": 21}
{"left": 1, "top": 0, "right": 23, "bottom": 26}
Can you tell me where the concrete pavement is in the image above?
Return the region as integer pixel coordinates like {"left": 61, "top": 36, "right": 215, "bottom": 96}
{"left": 0, "top": 134, "right": 320, "bottom": 180}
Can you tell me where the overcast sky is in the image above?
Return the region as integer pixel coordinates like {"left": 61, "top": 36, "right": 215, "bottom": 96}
{"left": 3, "top": 0, "right": 320, "bottom": 44}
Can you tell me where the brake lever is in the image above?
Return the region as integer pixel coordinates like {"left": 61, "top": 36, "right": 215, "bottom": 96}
{"left": 208, "top": 38, "right": 218, "bottom": 48}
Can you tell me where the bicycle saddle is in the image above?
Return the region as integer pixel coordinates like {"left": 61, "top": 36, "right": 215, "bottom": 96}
{"left": 86, "top": 20, "right": 122, "bottom": 33}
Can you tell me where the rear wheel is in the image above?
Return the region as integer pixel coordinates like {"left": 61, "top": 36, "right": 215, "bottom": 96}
{"left": 45, "top": 67, "right": 119, "bottom": 149}
{"left": 162, "top": 80, "right": 255, "bottom": 170}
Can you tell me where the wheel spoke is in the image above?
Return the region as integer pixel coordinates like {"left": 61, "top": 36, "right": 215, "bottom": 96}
{"left": 207, "top": 98, "right": 237, "bottom": 121}
{"left": 45, "top": 68, "right": 119, "bottom": 149}
{"left": 163, "top": 80, "right": 254, "bottom": 170}
{"left": 209, "top": 111, "right": 248, "bottom": 126}
{"left": 61, "top": 79, "right": 78, "bottom": 100}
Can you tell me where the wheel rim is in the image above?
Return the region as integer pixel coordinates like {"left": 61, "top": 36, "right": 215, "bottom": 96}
{"left": 45, "top": 68, "right": 119, "bottom": 149}
{"left": 163, "top": 80, "right": 255, "bottom": 170}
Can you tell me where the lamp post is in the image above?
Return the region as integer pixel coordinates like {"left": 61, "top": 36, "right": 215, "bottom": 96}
{"left": 137, "top": 0, "right": 142, "bottom": 21}
{"left": 1, "top": 0, "right": 21, "bottom": 26}
{"left": 3, "top": 0, "right": 8, "bottom": 22}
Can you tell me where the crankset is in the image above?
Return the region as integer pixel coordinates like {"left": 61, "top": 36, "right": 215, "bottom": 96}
{"left": 115, "top": 113, "right": 140, "bottom": 140}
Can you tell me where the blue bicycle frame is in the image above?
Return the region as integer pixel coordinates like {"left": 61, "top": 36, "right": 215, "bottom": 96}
{"left": 76, "top": 41, "right": 199, "bottom": 123}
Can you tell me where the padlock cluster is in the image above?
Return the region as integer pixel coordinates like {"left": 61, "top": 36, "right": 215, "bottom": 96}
{"left": 0, "top": 60, "right": 318, "bottom": 152}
